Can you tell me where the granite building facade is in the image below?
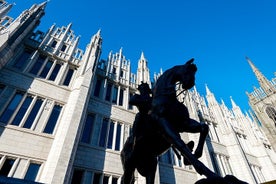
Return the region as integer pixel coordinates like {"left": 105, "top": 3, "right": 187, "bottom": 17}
{"left": 0, "top": 1, "right": 275, "bottom": 184}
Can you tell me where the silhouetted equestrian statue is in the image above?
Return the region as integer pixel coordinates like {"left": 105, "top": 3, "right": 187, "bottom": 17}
{"left": 121, "top": 59, "right": 248, "bottom": 184}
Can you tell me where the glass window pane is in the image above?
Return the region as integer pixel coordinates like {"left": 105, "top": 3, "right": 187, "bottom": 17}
{"left": 61, "top": 45, "right": 67, "bottom": 52}
{"left": 112, "top": 87, "right": 118, "bottom": 104}
{"left": 93, "top": 173, "right": 101, "bottom": 184}
{"left": 51, "top": 40, "right": 57, "bottom": 48}
{"left": 63, "top": 68, "right": 74, "bottom": 86}
{"left": 0, "top": 92, "right": 24, "bottom": 124}
{"left": 105, "top": 83, "right": 112, "bottom": 101}
{"left": 48, "top": 63, "right": 61, "bottom": 81}
{"left": 11, "top": 96, "right": 33, "bottom": 126}
{"left": 99, "top": 118, "right": 109, "bottom": 147}
{"left": 13, "top": 50, "right": 32, "bottom": 69}
{"left": 103, "top": 175, "right": 109, "bottom": 184}
{"left": 119, "top": 89, "right": 124, "bottom": 106}
{"left": 39, "top": 60, "right": 53, "bottom": 78}
{"left": 23, "top": 99, "right": 43, "bottom": 129}
{"left": 64, "top": 69, "right": 74, "bottom": 86}
{"left": 128, "top": 93, "right": 134, "bottom": 110}
{"left": 93, "top": 79, "right": 102, "bottom": 97}
{"left": 107, "top": 121, "right": 114, "bottom": 149}
{"left": 81, "top": 114, "right": 95, "bottom": 143}
{"left": 29, "top": 55, "right": 46, "bottom": 75}
{"left": 24, "top": 163, "right": 41, "bottom": 181}
{"left": 112, "top": 177, "right": 118, "bottom": 184}
{"left": 70, "top": 169, "right": 84, "bottom": 184}
{"left": 43, "top": 104, "right": 62, "bottom": 134}
{"left": 0, "top": 158, "right": 15, "bottom": 176}
{"left": 115, "top": 124, "right": 122, "bottom": 151}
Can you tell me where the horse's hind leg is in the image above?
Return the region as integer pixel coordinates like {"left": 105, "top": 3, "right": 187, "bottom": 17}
{"left": 121, "top": 168, "right": 135, "bottom": 184}
{"left": 144, "top": 157, "right": 157, "bottom": 184}
{"left": 120, "top": 139, "right": 135, "bottom": 184}
{"left": 121, "top": 154, "right": 135, "bottom": 184}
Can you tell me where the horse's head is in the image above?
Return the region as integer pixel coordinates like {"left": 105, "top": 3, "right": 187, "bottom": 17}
{"left": 178, "top": 58, "right": 197, "bottom": 90}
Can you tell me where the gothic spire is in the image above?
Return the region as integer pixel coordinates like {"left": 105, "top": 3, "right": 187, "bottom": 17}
{"left": 205, "top": 84, "right": 219, "bottom": 106}
{"left": 230, "top": 96, "right": 238, "bottom": 108}
{"left": 0, "top": 1, "right": 13, "bottom": 18}
{"left": 137, "top": 52, "right": 151, "bottom": 87}
{"left": 205, "top": 84, "right": 211, "bottom": 96}
{"left": 246, "top": 56, "right": 275, "bottom": 95}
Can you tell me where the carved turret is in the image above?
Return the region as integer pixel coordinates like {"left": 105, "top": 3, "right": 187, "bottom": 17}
{"left": 0, "top": 1, "right": 13, "bottom": 18}
{"left": 0, "top": 1, "right": 47, "bottom": 68}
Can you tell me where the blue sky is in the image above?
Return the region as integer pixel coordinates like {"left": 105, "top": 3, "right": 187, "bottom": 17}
{"left": 8, "top": 0, "right": 276, "bottom": 112}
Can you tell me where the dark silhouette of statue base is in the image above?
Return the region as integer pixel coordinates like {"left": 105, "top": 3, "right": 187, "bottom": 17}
{"left": 121, "top": 59, "right": 248, "bottom": 184}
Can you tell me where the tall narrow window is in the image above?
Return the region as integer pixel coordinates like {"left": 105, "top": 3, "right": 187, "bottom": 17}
{"left": 48, "top": 63, "right": 61, "bottom": 81}
{"left": 0, "top": 92, "right": 24, "bottom": 124}
{"left": 11, "top": 96, "right": 33, "bottom": 126}
{"left": 112, "top": 87, "right": 118, "bottom": 104}
{"left": 0, "top": 158, "right": 15, "bottom": 176}
{"left": 63, "top": 68, "right": 74, "bottom": 86}
{"left": 112, "top": 177, "right": 118, "bottom": 184}
{"left": 210, "top": 153, "right": 220, "bottom": 175}
{"left": 120, "top": 70, "right": 124, "bottom": 78}
{"left": 119, "top": 89, "right": 124, "bottom": 106}
{"left": 70, "top": 169, "right": 84, "bottom": 184}
{"left": 115, "top": 123, "right": 122, "bottom": 151}
{"left": 81, "top": 114, "right": 95, "bottom": 143}
{"left": 24, "top": 163, "right": 41, "bottom": 181}
{"left": 23, "top": 98, "right": 43, "bottom": 129}
{"left": 103, "top": 175, "right": 109, "bottom": 184}
{"left": 13, "top": 49, "right": 32, "bottom": 69}
{"left": 29, "top": 55, "right": 46, "bottom": 75}
{"left": 39, "top": 60, "right": 53, "bottom": 78}
{"left": 93, "top": 79, "right": 102, "bottom": 97}
{"left": 107, "top": 121, "right": 115, "bottom": 149}
{"left": 93, "top": 173, "right": 101, "bottom": 184}
{"left": 99, "top": 118, "right": 109, "bottom": 147}
{"left": 105, "top": 83, "right": 112, "bottom": 101}
{"left": 60, "top": 44, "right": 67, "bottom": 52}
{"left": 43, "top": 104, "right": 62, "bottom": 134}
{"left": 128, "top": 93, "right": 134, "bottom": 110}
{"left": 160, "top": 149, "right": 174, "bottom": 165}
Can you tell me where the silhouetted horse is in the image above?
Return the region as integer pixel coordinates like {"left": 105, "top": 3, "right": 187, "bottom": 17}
{"left": 120, "top": 59, "right": 230, "bottom": 184}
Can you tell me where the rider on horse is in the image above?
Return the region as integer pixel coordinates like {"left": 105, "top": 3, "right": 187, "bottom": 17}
{"left": 129, "top": 82, "right": 152, "bottom": 148}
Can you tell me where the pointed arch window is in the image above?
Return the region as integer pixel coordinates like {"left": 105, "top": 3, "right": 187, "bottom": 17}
{"left": 266, "top": 106, "right": 276, "bottom": 125}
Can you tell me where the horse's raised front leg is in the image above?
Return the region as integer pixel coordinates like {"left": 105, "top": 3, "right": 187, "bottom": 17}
{"left": 187, "top": 119, "right": 209, "bottom": 159}
{"left": 154, "top": 116, "right": 216, "bottom": 178}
